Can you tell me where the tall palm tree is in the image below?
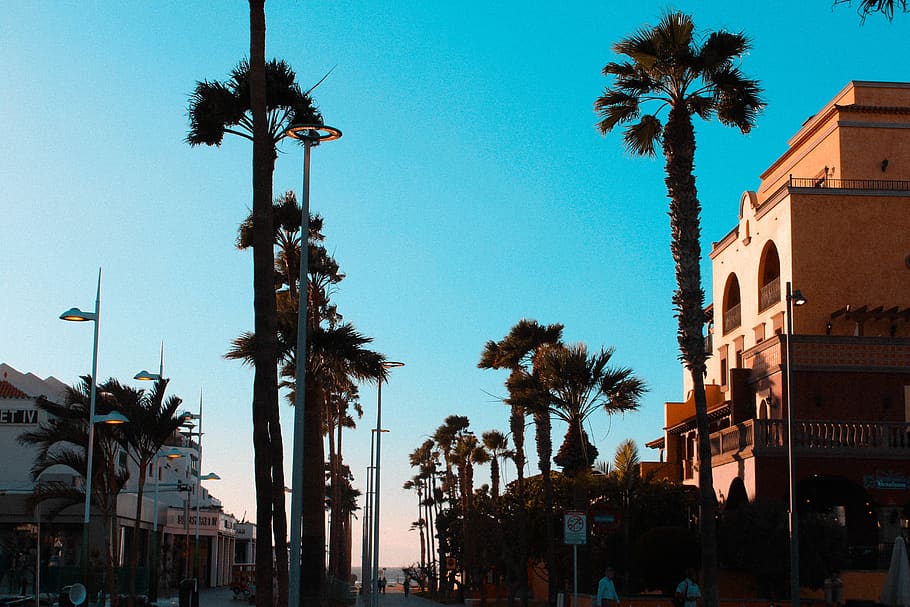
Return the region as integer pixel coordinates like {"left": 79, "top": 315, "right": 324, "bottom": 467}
{"left": 534, "top": 343, "right": 646, "bottom": 478}
{"left": 480, "top": 319, "right": 563, "bottom": 607}
{"left": 481, "top": 430, "right": 511, "bottom": 499}
{"left": 594, "top": 12, "right": 763, "bottom": 607}
{"left": 104, "top": 378, "right": 184, "bottom": 605}
{"left": 187, "top": 3, "right": 321, "bottom": 596}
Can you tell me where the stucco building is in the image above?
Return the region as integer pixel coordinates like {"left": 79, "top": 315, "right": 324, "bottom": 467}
{"left": 0, "top": 363, "right": 238, "bottom": 595}
{"left": 646, "top": 81, "right": 910, "bottom": 565}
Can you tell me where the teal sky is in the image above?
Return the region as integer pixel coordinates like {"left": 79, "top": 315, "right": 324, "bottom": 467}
{"left": 3, "top": 2, "right": 907, "bottom": 567}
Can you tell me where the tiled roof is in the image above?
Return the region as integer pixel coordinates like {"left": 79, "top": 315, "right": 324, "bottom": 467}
{"left": 0, "top": 380, "right": 29, "bottom": 399}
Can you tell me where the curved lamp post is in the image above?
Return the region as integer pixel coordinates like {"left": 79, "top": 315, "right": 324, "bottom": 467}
{"left": 786, "top": 282, "right": 806, "bottom": 607}
{"left": 284, "top": 122, "right": 342, "bottom": 607}
{"left": 150, "top": 448, "right": 183, "bottom": 602}
{"left": 134, "top": 343, "right": 165, "bottom": 382}
{"left": 371, "top": 361, "right": 404, "bottom": 607}
{"left": 60, "top": 268, "right": 103, "bottom": 582}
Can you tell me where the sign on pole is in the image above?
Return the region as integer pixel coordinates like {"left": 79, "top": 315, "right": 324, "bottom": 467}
{"left": 564, "top": 511, "right": 587, "bottom": 545}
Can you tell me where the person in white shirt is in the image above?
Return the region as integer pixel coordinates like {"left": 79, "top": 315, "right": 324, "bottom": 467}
{"left": 596, "top": 566, "right": 620, "bottom": 607}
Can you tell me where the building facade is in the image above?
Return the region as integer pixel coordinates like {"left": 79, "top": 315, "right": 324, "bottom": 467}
{"left": 0, "top": 363, "right": 239, "bottom": 595}
{"left": 646, "top": 81, "right": 910, "bottom": 565}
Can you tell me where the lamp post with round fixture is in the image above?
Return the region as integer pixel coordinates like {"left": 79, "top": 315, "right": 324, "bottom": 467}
{"left": 284, "top": 122, "right": 342, "bottom": 607}
{"left": 786, "top": 282, "right": 806, "bottom": 607}
{"left": 150, "top": 447, "right": 183, "bottom": 603}
{"left": 371, "top": 361, "right": 404, "bottom": 607}
{"left": 59, "top": 268, "right": 103, "bottom": 582}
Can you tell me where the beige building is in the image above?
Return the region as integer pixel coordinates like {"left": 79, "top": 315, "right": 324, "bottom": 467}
{"left": 647, "top": 81, "right": 910, "bottom": 565}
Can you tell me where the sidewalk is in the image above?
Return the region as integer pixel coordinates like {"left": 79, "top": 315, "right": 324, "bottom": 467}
{"left": 187, "top": 586, "right": 442, "bottom": 607}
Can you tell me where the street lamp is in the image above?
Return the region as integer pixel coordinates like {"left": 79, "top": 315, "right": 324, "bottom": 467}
{"left": 150, "top": 448, "right": 183, "bottom": 603}
{"left": 175, "top": 392, "right": 208, "bottom": 588}
{"left": 372, "top": 361, "right": 404, "bottom": 607}
{"left": 786, "top": 282, "right": 806, "bottom": 607}
{"left": 362, "top": 428, "right": 388, "bottom": 604}
{"left": 60, "top": 268, "right": 103, "bottom": 582}
{"left": 284, "top": 121, "right": 342, "bottom": 607}
{"left": 134, "top": 343, "right": 165, "bottom": 382}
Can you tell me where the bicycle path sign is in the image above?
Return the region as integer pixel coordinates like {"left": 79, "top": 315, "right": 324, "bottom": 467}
{"left": 564, "top": 511, "right": 587, "bottom": 545}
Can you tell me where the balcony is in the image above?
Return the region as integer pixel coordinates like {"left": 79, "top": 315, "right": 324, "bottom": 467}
{"left": 758, "top": 277, "right": 780, "bottom": 312}
{"left": 789, "top": 177, "right": 910, "bottom": 191}
{"left": 722, "top": 303, "right": 741, "bottom": 335}
{"left": 707, "top": 418, "right": 910, "bottom": 461}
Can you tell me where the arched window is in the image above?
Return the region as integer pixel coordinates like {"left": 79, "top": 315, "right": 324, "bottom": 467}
{"left": 758, "top": 241, "right": 781, "bottom": 312}
{"left": 723, "top": 274, "right": 741, "bottom": 334}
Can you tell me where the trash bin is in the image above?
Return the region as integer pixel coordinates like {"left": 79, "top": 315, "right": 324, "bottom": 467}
{"left": 179, "top": 578, "right": 198, "bottom": 607}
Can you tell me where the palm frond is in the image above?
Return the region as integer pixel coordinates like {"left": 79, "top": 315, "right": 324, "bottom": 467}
{"left": 594, "top": 90, "right": 641, "bottom": 134}
{"left": 698, "top": 31, "right": 750, "bottom": 74}
{"left": 622, "top": 114, "right": 663, "bottom": 157}
{"left": 186, "top": 81, "right": 245, "bottom": 146}
{"left": 710, "top": 66, "right": 765, "bottom": 133}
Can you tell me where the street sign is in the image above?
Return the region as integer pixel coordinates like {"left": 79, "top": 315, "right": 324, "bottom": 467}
{"left": 564, "top": 511, "right": 587, "bottom": 545}
{"left": 590, "top": 504, "right": 620, "bottom": 531}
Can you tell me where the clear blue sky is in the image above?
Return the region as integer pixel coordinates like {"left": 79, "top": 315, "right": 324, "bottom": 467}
{"left": 2, "top": 1, "right": 907, "bottom": 568}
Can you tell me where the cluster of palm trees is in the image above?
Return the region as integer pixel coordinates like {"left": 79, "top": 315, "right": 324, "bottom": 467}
{"left": 400, "top": 320, "right": 646, "bottom": 603}
{"left": 18, "top": 376, "right": 186, "bottom": 606}
{"left": 224, "top": 191, "right": 388, "bottom": 604}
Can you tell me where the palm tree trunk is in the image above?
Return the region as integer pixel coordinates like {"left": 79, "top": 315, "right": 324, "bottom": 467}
{"left": 533, "top": 409, "right": 556, "bottom": 607}
{"left": 301, "top": 381, "right": 326, "bottom": 607}
{"left": 663, "top": 105, "right": 717, "bottom": 607}
{"left": 248, "top": 2, "right": 280, "bottom": 607}
{"left": 510, "top": 406, "right": 525, "bottom": 492}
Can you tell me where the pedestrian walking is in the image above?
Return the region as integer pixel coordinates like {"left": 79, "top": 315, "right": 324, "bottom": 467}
{"left": 596, "top": 566, "right": 620, "bottom": 607}
{"left": 674, "top": 568, "right": 701, "bottom": 607}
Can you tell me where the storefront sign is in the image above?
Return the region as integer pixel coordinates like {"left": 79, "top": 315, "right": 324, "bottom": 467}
{"left": 0, "top": 409, "right": 38, "bottom": 425}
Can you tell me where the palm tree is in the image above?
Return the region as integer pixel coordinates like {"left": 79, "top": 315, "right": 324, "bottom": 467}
{"left": 481, "top": 430, "right": 511, "bottom": 499}
{"left": 403, "top": 477, "right": 428, "bottom": 568}
{"left": 480, "top": 319, "right": 563, "bottom": 607}
{"left": 19, "top": 377, "right": 130, "bottom": 605}
{"left": 409, "top": 440, "right": 440, "bottom": 589}
{"left": 103, "top": 379, "right": 184, "bottom": 605}
{"left": 594, "top": 12, "right": 763, "bottom": 607}
{"left": 534, "top": 343, "right": 646, "bottom": 478}
{"left": 187, "top": 12, "right": 321, "bottom": 601}
{"left": 834, "top": 0, "right": 907, "bottom": 20}
{"left": 326, "top": 381, "right": 362, "bottom": 581}
{"left": 453, "top": 433, "right": 490, "bottom": 594}
{"left": 229, "top": 195, "right": 386, "bottom": 602}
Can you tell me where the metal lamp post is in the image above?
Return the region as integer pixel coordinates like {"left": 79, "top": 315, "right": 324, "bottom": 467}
{"left": 362, "top": 428, "right": 388, "bottom": 605}
{"left": 195, "top": 471, "right": 220, "bottom": 589}
{"left": 150, "top": 448, "right": 184, "bottom": 602}
{"left": 786, "top": 282, "right": 806, "bottom": 607}
{"left": 175, "top": 394, "right": 208, "bottom": 589}
{"left": 59, "top": 268, "right": 102, "bottom": 582}
{"left": 371, "top": 362, "right": 404, "bottom": 607}
{"left": 284, "top": 122, "right": 342, "bottom": 607}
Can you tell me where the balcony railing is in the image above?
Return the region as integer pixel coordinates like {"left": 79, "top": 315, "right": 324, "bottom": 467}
{"left": 758, "top": 277, "right": 780, "bottom": 312}
{"left": 706, "top": 418, "right": 910, "bottom": 459}
{"left": 790, "top": 177, "right": 910, "bottom": 191}
{"left": 723, "top": 303, "right": 741, "bottom": 335}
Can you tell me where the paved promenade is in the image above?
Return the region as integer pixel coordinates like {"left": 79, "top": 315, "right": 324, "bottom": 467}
{"left": 185, "top": 585, "right": 440, "bottom": 607}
